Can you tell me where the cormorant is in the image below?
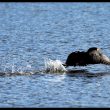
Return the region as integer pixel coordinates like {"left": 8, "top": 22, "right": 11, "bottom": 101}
{"left": 63, "top": 47, "right": 110, "bottom": 67}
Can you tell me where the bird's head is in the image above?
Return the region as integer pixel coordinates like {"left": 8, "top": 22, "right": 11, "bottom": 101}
{"left": 87, "top": 47, "right": 101, "bottom": 53}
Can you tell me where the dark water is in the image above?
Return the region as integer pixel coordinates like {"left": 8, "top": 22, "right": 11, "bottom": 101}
{"left": 0, "top": 2, "right": 110, "bottom": 107}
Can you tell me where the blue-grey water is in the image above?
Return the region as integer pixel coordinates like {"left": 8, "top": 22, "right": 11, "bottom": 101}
{"left": 1, "top": 2, "right": 110, "bottom": 107}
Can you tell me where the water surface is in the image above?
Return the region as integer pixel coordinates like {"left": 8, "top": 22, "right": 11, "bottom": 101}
{"left": 0, "top": 2, "right": 110, "bottom": 107}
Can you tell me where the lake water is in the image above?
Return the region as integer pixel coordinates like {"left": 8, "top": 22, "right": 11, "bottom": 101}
{"left": 0, "top": 2, "right": 110, "bottom": 108}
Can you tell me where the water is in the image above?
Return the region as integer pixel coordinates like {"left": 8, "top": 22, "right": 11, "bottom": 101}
{"left": 0, "top": 2, "right": 110, "bottom": 107}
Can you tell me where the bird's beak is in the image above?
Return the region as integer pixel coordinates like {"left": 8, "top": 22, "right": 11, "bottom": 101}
{"left": 97, "top": 48, "right": 100, "bottom": 51}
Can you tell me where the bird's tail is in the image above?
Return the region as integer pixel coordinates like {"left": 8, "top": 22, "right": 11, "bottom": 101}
{"left": 62, "top": 63, "right": 67, "bottom": 67}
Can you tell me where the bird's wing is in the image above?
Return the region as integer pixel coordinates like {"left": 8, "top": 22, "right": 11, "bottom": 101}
{"left": 89, "top": 52, "right": 110, "bottom": 65}
{"left": 100, "top": 54, "right": 110, "bottom": 65}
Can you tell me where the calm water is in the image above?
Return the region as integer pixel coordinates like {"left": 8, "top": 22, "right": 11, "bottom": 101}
{"left": 1, "top": 2, "right": 110, "bottom": 107}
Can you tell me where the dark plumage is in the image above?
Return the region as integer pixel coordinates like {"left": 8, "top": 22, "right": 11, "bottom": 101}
{"left": 64, "top": 47, "right": 110, "bottom": 67}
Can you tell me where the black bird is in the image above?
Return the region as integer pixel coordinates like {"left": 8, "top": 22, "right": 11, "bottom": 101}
{"left": 63, "top": 47, "right": 110, "bottom": 67}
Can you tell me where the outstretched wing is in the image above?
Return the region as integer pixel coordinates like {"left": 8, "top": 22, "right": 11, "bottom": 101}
{"left": 88, "top": 51, "right": 110, "bottom": 65}
{"left": 100, "top": 54, "right": 110, "bottom": 65}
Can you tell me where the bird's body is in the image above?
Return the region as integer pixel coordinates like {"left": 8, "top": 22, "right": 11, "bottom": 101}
{"left": 65, "top": 51, "right": 88, "bottom": 66}
{"left": 64, "top": 47, "right": 110, "bottom": 67}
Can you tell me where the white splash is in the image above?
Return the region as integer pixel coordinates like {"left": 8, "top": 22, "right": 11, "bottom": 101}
{"left": 2, "top": 63, "right": 34, "bottom": 75}
{"left": 44, "top": 58, "right": 67, "bottom": 73}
